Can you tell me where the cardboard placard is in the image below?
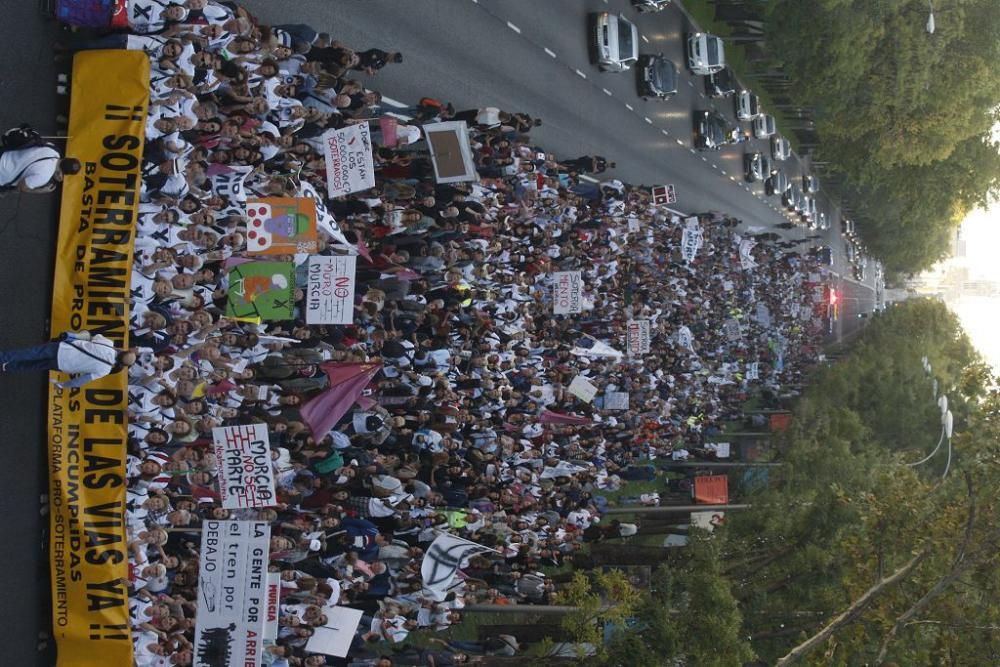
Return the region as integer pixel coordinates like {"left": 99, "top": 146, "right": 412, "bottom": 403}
{"left": 552, "top": 271, "right": 583, "bottom": 315}
{"left": 322, "top": 124, "right": 375, "bottom": 197}
{"left": 306, "top": 255, "right": 357, "bottom": 324}
{"left": 211, "top": 424, "right": 277, "bottom": 509}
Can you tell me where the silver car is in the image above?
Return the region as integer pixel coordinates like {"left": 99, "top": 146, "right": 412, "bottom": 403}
{"left": 771, "top": 135, "right": 791, "bottom": 161}
{"left": 592, "top": 13, "right": 639, "bottom": 72}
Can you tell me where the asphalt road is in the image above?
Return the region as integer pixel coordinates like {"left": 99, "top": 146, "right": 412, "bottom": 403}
{"left": 0, "top": 3, "right": 64, "bottom": 665}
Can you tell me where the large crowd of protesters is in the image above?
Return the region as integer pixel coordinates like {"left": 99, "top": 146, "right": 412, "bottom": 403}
{"left": 49, "top": 1, "right": 831, "bottom": 665}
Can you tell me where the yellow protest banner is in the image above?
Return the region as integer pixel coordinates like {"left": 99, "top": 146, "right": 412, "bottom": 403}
{"left": 48, "top": 50, "right": 148, "bottom": 667}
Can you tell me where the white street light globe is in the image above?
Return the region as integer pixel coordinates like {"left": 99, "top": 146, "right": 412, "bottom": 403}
{"left": 932, "top": 378, "right": 938, "bottom": 397}
{"left": 938, "top": 395, "right": 948, "bottom": 415}
{"left": 927, "top": 12, "right": 936, "bottom": 34}
{"left": 944, "top": 410, "right": 953, "bottom": 439}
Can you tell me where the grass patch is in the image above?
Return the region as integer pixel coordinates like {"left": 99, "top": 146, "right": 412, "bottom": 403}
{"left": 679, "top": 0, "right": 799, "bottom": 152}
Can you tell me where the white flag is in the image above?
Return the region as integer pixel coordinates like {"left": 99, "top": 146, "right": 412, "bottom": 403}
{"left": 421, "top": 533, "right": 493, "bottom": 595}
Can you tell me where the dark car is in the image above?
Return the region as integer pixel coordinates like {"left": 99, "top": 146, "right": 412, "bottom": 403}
{"left": 783, "top": 186, "right": 804, "bottom": 213}
{"left": 811, "top": 245, "right": 833, "bottom": 266}
{"left": 694, "top": 109, "right": 735, "bottom": 151}
{"left": 704, "top": 67, "right": 736, "bottom": 98}
{"left": 638, "top": 54, "right": 678, "bottom": 99}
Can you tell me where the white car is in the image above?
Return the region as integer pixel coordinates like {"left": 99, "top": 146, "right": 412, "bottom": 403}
{"left": 686, "top": 32, "right": 725, "bottom": 75}
{"left": 771, "top": 135, "right": 791, "bottom": 161}
{"left": 753, "top": 113, "right": 776, "bottom": 139}
{"left": 632, "top": 0, "right": 671, "bottom": 11}
{"left": 735, "top": 90, "right": 760, "bottom": 121}
{"left": 592, "top": 13, "right": 639, "bottom": 72}
{"left": 744, "top": 152, "right": 772, "bottom": 182}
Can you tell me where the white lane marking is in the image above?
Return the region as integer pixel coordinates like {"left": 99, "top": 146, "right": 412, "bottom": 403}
{"left": 580, "top": 174, "right": 600, "bottom": 183}
{"left": 644, "top": 117, "right": 653, "bottom": 124}
{"left": 545, "top": 48, "right": 557, "bottom": 58}
{"left": 602, "top": 88, "right": 613, "bottom": 96}
{"left": 689, "top": 148, "right": 697, "bottom": 154}
{"left": 661, "top": 130, "right": 669, "bottom": 136}
{"left": 712, "top": 164, "right": 718, "bottom": 169}
{"left": 688, "top": 80, "right": 695, "bottom": 87}
{"left": 625, "top": 103, "right": 634, "bottom": 111}
{"left": 720, "top": 169, "right": 726, "bottom": 175}
{"left": 575, "top": 69, "right": 587, "bottom": 79}
{"left": 702, "top": 156, "right": 708, "bottom": 162}
{"left": 641, "top": 34, "right": 650, "bottom": 44}
{"left": 506, "top": 21, "right": 521, "bottom": 34}
{"left": 381, "top": 96, "right": 407, "bottom": 108}
{"left": 676, "top": 139, "right": 684, "bottom": 145}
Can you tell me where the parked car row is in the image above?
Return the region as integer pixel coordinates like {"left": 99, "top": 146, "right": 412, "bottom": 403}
{"left": 589, "top": 10, "right": 829, "bottom": 232}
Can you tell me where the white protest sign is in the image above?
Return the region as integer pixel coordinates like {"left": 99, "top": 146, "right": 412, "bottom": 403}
{"left": 681, "top": 221, "right": 703, "bottom": 263}
{"left": 568, "top": 375, "right": 599, "bottom": 403}
{"left": 305, "top": 606, "right": 365, "bottom": 658}
{"left": 739, "top": 238, "right": 757, "bottom": 270}
{"left": 705, "top": 442, "right": 731, "bottom": 458}
{"left": 552, "top": 271, "right": 583, "bottom": 315}
{"left": 722, "top": 318, "right": 743, "bottom": 342}
{"left": 677, "top": 325, "right": 695, "bottom": 351}
{"left": 306, "top": 255, "right": 357, "bottom": 324}
{"left": 212, "top": 424, "right": 277, "bottom": 509}
{"left": 604, "top": 391, "right": 630, "bottom": 410}
{"left": 322, "top": 124, "right": 375, "bottom": 197}
{"left": 626, "top": 319, "right": 651, "bottom": 357}
{"left": 264, "top": 572, "right": 280, "bottom": 642}
{"left": 690, "top": 511, "right": 726, "bottom": 532}
{"left": 754, "top": 303, "right": 772, "bottom": 327}
{"left": 746, "top": 362, "right": 760, "bottom": 380}
{"left": 194, "top": 521, "right": 271, "bottom": 667}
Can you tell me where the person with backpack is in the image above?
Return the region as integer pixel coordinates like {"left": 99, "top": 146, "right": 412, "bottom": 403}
{"left": 0, "top": 125, "right": 80, "bottom": 194}
{"left": 0, "top": 331, "right": 136, "bottom": 388}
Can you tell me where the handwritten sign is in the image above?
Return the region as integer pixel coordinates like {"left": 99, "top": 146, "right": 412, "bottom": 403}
{"left": 553, "top": 271, "right": 583, "bottom": 315}
{"left": 211, "top": 424, "right": 277, "bottom": 509}
{"left": 626, "top": 319, "right": 651, "bottom": 357}
{"left": 322, "top": 124, "right": 375, "bottom": 197}
{"left": 568, "top": 375, "right": 598, "bottom": 403}
{"left": 306, "top": 255, "right": 357, "bottom": 324}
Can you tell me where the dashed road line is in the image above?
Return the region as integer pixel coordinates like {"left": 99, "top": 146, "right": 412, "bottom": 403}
{"left": 644, "top": 117, "right": 653, "bottom": 124}
{"left": 641, "top": 35, "right": 650, "bottom": 44}
{"left": 602, "top": 88, "right": 613, "bottom": 96}
{"left": 574, "top": 69, "right": 587, "bottom": 79}
{"left": 544, "top": 48, "right": 557, "bottom": 58}
{"left": 506, "top": 21, "right": 521, "bottom": 34}
{"left": 625, "top": 103, "right": 634, "bottom": 111}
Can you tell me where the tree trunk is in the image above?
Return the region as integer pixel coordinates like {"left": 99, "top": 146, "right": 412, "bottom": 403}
{"left": 775, "top": 550, "right": 928, "bottom": 666}
{"left": 604, "top": 504, "right": 752, "bottom": 515}
{"left": 479, "top": 624, "right": 569, "bottom": 643}
{"left": 588, "top": 543, "right": 674, "bottom": 567}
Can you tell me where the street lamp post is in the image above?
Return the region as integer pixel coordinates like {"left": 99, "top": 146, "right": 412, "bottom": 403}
{"left": 907, "top": 356, "right": 954, "bottom": 478}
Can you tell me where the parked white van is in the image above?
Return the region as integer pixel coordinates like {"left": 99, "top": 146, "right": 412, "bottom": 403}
{"left": 686, "top": 32, "right": 725, "bottom": 75}
{"left": 592, "top": 13, "right": 640, "bottom": 72}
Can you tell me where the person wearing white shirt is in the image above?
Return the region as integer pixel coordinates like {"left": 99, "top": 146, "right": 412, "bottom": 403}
{"left": 0, "top": 331, "right": 136, "bottom": 387}
{"left": 0, "top": 144, "right": 79, "bottom": 193}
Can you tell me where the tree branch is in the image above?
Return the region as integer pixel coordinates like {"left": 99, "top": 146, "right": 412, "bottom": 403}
{"left": 774, "top": 550, "right": 929, "bottom": 667}
{"left": 874, "top": 473, "right": 978, "bottom": 664}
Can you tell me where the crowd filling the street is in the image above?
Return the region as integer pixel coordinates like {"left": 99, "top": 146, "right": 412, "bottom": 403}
{"left": 6, "top": 1, "right": 844, "bottom": 665}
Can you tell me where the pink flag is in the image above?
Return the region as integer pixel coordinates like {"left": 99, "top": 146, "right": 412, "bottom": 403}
{"left": 300, "top": 362, "right": 382, "bottom": 437}
{"left": 378, "top": 116, "right": 399, "bottom": 148}
{"left": 539, "top": 410, "right": 593, "bottom": 426}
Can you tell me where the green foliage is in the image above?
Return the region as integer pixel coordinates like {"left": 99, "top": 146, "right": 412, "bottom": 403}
{"left": 602, "top": 533, "right": 754, "bottom": 666}
{"left": 763, "top": 0, "right": 1000, "bottom": 273}
{"left": 719, "top": 299, "right": 1000, "bottom": 664}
